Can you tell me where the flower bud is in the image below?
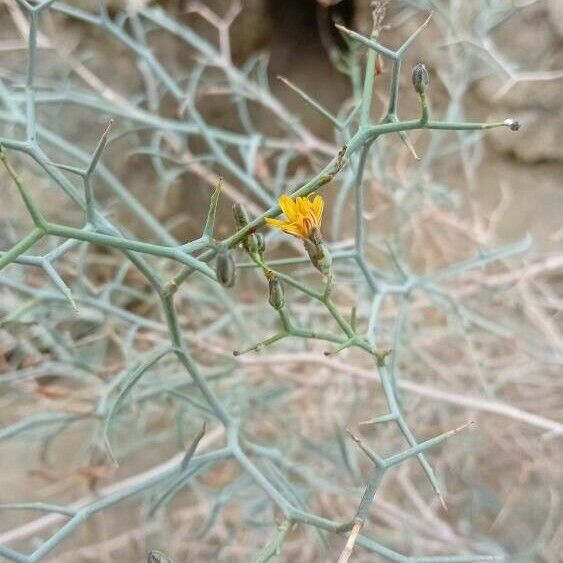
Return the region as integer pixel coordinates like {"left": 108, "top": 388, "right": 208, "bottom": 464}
{"left": 309, "top": 225, "right": 323, "bottom": 247}
{"left": 215, "top": 247, "right": 236, "bottom": 287}
{"left": 504, "top": 119, "right": 520, "bottom": 132}
{"left": 304, "top": 228, "right": 332, "bottom": 277}
{"left": 255, "top": 232, "right": 266, "bottom": 254}
{"left": 233, "top": 203, "right": 250, "bottom": 229}
{"left": 243, "top": 233, "right": 262, "bottom": 254}
{"left": 412, "top": 63, "right": 429, "bottom": 95}
{"left": 267, "top": 271, "right": 284, "bottom": 310}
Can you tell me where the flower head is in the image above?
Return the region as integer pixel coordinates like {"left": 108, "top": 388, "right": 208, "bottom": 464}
{"left": 265, "top": 194, "right": 324, "bottom": 240}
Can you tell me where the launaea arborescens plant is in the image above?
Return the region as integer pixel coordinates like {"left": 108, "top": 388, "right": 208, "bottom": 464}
{"left": 1, "top": 1, "right": 561, "bottom": 563}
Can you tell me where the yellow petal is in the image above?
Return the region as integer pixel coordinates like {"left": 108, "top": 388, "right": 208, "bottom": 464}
{"left": 265, "top": 217, "right": 290, "bottom": 229}
{"left": 278, "top": 195, "right": 298, "bottom": 222}
{"left": 312, "top": 195, "right": 324, "bottom": 223}
{"left": 281, "top": 223, "right": 305, "bottom": 238}
{"left": 295, "top": 196, "right": 309, "bottom": 216}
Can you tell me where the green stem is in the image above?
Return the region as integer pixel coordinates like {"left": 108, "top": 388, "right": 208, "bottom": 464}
{"left": 0, "top": 228, "right": 44, "bottom": 272}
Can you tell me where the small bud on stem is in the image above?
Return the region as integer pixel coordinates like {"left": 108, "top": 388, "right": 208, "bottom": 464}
{"left": 267, "top": 271, "right": 285, "bottom": 310}
{"left": 255, "top": 232, "right": 266, "bottom": 254}
{"left": 304, "top": 226, "right": 332, "bottom": 277}
{"left": 233, "top": 203, "right": 250, "bottom": 229}
{"left": 233, "top": 203, "right": 266, "bottom": 255}
{"left": 504, "top": 118, "right": 521, "bottom": 132}
{"left": 244, "top": 233, "right": 262, "bottom": 255}
{"left": 215, "top": 247, "right": 236, "bottom": 287}
{"left": 412, "top": 62, "right": 429, "bottom": 95}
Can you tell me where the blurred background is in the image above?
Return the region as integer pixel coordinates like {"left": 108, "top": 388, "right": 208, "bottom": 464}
{"left": 0, "top": 1, "right": 562, "bottom": 562}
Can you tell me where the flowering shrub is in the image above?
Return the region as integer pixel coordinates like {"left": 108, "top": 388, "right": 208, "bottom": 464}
{"left": 0, "top": 1, "right": 561, "bottom": 562}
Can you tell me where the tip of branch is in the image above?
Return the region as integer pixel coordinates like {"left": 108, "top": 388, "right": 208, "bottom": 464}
{"left": 438, "top": 491, "right": 448, "bottom": 512}
{"left": 345, "top": 426, "right": 361, "bottom": 445}
{"left": 455, "top": 420, "right": 476, "bottom": 434}
{"left": 68, "top": 295, "right": 79, "bottom": 313}
{"left": 504, "top": 119, "right": 520, "bottom": 131}
{"left": 422, "top": 13, "right": 433, "bottom": 27}
{"left": 99, "top": 119, "right": 114, "bottom": 143}
{"left": 334, "top": 23, "right": 351, "bottom": 35}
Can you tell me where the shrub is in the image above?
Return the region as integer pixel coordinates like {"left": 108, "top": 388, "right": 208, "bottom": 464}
{"left": 1, "top": 1, "right": 561, "bottom": 562}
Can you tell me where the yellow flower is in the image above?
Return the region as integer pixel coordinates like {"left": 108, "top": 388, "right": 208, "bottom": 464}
{"left": 265, "top": 194, "right": 324, "bottom": 239}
